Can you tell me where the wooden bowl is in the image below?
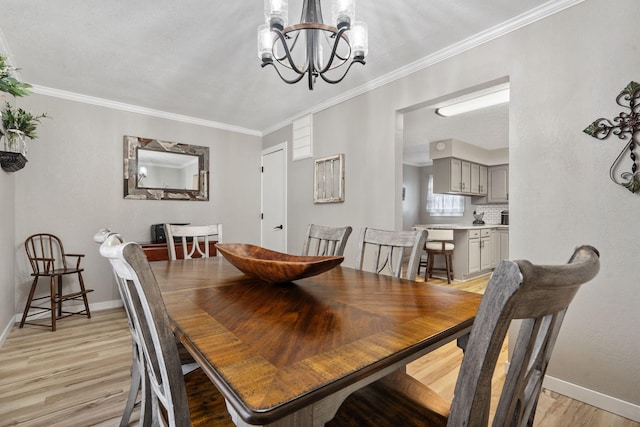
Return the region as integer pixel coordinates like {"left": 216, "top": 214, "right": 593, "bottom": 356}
{"left": 215, "top": 243, "right": 344, "bottom": 283}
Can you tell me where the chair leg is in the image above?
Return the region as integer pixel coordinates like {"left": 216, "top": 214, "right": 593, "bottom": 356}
{"left": 57, "top": 276, "right": 63, "bottom": 317}
{"left": 120, "top": 344, "right": 141, "bottom": 427}
{"left": 78, "top": 271, "right": 92, "bottom": 319}
{"left": 444, "top": 254, "right": 452, "bottom": 284}
{"left": 425, "top": 253, "right": 434, "bottom": 282}
{"left": 19, "top": 277, "right": 40, "bottom": 328}
{"left": 50, "top": 276, "right": 57, "bottom": 332}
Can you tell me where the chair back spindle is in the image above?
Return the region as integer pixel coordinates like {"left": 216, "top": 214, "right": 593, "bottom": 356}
{"left": 355, "top": 228, "right": 427, "bottom": 280}
{"left": 302, "top": 224, "right": 352, "bottom": 256}
{"left": 164, "top": 224, "right": 222, "bottom": 260}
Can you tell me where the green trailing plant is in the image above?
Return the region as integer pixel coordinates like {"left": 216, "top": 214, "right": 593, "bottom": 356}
{"left": 2, "top": 102, "right": 48, "bottom": 140}
{"left": 0, "top": 54, "right": 32, "bottom": 97}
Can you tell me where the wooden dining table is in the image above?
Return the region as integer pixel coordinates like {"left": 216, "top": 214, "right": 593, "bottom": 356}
{"left": 151, "top": 256, "right": 483, "bottom": 427}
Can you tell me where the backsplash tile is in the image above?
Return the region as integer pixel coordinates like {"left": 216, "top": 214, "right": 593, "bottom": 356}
{"left": 471, "top": 204, "right": 508, "bottom": 225}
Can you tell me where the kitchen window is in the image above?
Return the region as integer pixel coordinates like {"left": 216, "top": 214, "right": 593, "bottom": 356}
{"left": 426, "top": 174, "right": 464, "bottom": 216}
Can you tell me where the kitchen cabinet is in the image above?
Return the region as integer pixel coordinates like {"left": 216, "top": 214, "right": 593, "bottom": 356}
{"left": 488, "top": 164, "right": 509, "bottom": 203}
{"left": 470, "top": 163, "right": 488, "bottom": 195}
{"left": 433, "top": 158, "right": 486, "bottom": 195}
{"left": 453, "top": 228, "right": 492, "bottom": 279}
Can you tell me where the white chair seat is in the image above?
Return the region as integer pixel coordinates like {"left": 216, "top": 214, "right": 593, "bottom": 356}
{"left": 425, "top": 241, "right": 455, "bottom": 251}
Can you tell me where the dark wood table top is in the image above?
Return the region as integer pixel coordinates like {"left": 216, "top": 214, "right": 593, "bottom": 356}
{"left": 151, "top": 257, "right": 482, "bottom": 426}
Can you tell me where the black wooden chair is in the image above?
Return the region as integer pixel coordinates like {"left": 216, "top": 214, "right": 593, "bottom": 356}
{"left": 301, "top": 224, "right": 352, "bottom": 256}
{"left": 328, "top": 245, "right": 600, "bottom": 426}
{"left": 20, "top": 233, "right": 93, "bottom": 331}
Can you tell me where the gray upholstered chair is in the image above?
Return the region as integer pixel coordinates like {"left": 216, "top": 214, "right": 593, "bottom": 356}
{"left": 328, "top": 245, "right": 600, "bottom": 427}
{"left": 355, "top": 227, "right": 427, "bottom": 281}
{"left": 301, "top": 224, "right": 352, "bottom": 256}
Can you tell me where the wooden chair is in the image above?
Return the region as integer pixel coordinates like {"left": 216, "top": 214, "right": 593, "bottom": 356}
{"left": 20, "top": 233, "right": 93, "bottom": 331}
{"left": 301, "top": 224, "right": 352, "bottom": 256}
{"left": 328, "top": 245, "right": 600, "bottom": 427}
{"left": 355, "top": 228, "right": 427, "bottom": 281}
{"left": 94, "top": 228, "right": 151, "bottom": 427}
{"left": 164, "top": 223, "right": 222, "bottom": 260}
{"left": 422, "top": 229, "right": 455, "bottom": 284}
{"left": 99, "top": 236, "right": 233, "bottom": 427}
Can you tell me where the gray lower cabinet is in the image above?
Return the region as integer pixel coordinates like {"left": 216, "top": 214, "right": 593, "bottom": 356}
{"left": 452, "top": 228, "right": 493, "bottom": 280}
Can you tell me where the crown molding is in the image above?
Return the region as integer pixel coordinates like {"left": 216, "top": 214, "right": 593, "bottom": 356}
{"left": 29, "top": 85, "right": 262, "bottom": 137}
{"left": 261, "top": 0, "right": 585, "bottom": 135}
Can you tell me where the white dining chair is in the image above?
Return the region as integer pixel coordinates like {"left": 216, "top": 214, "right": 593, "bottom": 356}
{"left": 98, "top": 235, "right": 233, "bottom": 427}
{"left": 164, "top": 223, "right": 222, "bottom": 260}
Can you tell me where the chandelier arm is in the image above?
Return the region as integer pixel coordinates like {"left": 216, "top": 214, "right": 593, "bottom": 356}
{"left": 317, "top": 26, "right": 350, "bottom": 74}
{"left": 272, "top": 29, "right": 305, "bottom": 76}
{"left": 262, "top": 61, "right": 306, "bottom": 85}
{"left": 318, "top": 58, "right": 365, "bottom": 85}
{"left": 273, "top": 31, "right": 301, "bottom": 63}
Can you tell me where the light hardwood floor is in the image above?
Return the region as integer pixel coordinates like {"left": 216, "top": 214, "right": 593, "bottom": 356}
{"left": 0, "top": 273, "right": 637, "bottom": 426}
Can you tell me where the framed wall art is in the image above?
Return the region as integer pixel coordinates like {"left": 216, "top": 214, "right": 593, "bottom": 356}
{"left": 314, "top": 153, "right": 344, "bottom": 203}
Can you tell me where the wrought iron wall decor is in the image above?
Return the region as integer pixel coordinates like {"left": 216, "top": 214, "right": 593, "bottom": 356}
{"left": 584, "top": 81, "right": 640, "bottom": 193}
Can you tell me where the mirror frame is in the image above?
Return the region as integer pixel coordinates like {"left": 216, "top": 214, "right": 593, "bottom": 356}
{"left": 123, "top": 135, "right": 209, "bottom": 201}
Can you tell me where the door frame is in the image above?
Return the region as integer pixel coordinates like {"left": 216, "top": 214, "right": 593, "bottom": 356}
{"left": 261, "top": 142, "right": 288, "bottom": 251}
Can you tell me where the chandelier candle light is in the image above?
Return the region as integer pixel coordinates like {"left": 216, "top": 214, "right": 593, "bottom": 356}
{"left": 258, "top": 0, "right": 368, "bottom": 90}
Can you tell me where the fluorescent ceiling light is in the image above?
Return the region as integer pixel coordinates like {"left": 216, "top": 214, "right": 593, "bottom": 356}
{"left": 435, "top": 86, "right": 510, "bottom": 117}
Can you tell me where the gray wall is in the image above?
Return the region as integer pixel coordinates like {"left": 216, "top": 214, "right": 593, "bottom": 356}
{"left": 401, "top": 164, "right": 421, "bottom": 230}
{"left": 2, "top": 93, "right": 262, "bottom": 328}
{"left": 264, "top": 0, "right": 639, "bottom": 418}
{"left": 0, "top": 172, "right": 15, "bottom": 342}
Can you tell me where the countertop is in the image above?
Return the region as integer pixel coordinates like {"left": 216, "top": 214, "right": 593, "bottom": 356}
{"left": 414, "top": 224, "right": 509, "bottom": 230}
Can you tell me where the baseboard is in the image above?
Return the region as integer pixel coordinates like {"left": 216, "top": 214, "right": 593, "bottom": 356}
{"left": 0, "top": 319, "right": 13, "bottom": 350}
{"left": 0, "top": 299, "right": 124, "bottom": 350}
{"left": 543, "top": 375, "right": 640, "bottom": 422}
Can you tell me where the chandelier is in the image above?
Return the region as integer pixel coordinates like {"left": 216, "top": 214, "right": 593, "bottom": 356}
{"left": 258, "top": 0, "right": 368, "bottom": 90}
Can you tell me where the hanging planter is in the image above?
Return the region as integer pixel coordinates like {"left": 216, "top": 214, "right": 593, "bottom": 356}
{"left": 1, "top": 54, "right": 48, "bottom": 172}
{"left": 0, "top": 102, "right": 47, "bottom": 172}
{"left": 0, "top": 150, "right": 27, "bottom": 172}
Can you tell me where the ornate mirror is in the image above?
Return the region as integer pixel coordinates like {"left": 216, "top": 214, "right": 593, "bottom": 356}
{"left": 123, "top": 135, "right": 209, "bottom": 200}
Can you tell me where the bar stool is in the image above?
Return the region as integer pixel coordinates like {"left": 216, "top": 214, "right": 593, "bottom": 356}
{"left": 423, "top": 229, "right": 455, "bottom": 283}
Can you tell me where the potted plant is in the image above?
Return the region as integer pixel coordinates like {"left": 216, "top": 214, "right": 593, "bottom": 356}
{"left": 1, "top": 102, "right": 47, "bottom": 154}
{"left": 0, "top": 53, "right": 47, "bottom": 171}
{"left": 0, "top": 54, "right": 31, "bottom": 97}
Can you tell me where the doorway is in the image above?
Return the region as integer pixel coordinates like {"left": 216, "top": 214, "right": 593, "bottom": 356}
{"left": 261, "top": 143, "right": 287, "bottom": 252}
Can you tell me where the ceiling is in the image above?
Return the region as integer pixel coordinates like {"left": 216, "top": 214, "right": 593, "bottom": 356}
{"left": 0, "top": 1, "right": 557, "bottom": 144}
{"left": 403, "top": 102, "right": 509, "bottom": 166}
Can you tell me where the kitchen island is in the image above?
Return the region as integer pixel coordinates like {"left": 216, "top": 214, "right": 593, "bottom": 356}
{"left": 414, "top": 224, "right": 509, "bottom": 281}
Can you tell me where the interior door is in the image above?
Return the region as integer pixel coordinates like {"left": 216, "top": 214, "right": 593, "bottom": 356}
{"left": 261, "top": 144, "right": 287, "bottom": 252}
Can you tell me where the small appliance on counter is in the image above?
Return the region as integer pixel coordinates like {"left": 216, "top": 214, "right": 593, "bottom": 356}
{"left": 472, "top": 211, "right": 485, "bottom": 225}
{"left": 501, "top": 210, "right": 509, "bottom": 225}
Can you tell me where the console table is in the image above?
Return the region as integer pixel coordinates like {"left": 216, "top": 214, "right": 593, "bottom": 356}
{"left": 140, "top": 241, "right": 218, "bottom": 262}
